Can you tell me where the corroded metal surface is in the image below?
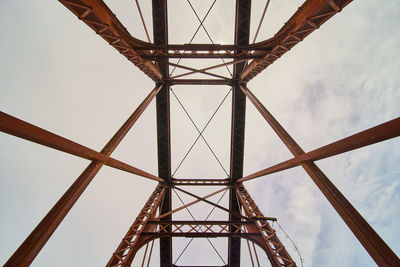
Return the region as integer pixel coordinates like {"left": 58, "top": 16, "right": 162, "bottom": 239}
{"left": 4, "top": 0, "right": 399, "bottom": 266}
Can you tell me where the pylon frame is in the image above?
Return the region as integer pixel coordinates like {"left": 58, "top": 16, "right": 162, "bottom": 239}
{"left": 1, "top": 0, "right": 400, "bottom": 266}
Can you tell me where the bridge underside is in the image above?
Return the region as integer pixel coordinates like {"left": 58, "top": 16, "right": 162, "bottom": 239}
{"left": 1, "top": 0, "right": 400, "bottom": 266}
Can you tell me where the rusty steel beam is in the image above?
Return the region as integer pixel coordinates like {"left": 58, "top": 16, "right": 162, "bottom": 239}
{"left": 165, "top": 61, "right": 230, "bottom": 80}
{"left": 241, "top": 85, "right": 400, "bottom": 266}
{"left": 147, "top": 221, "right": 254, "bottom": 225}
{"left": 240, "top": 0, "right": 353, "bottom": 82}
{"left": 142, "top": 232, "right": 258, "bottom": 238}
{"left": 229, "top": 0, "right": 252, "bottom": 265}
{"left": 173, "top": 266, "right": 227, "bottom": 267}
{"left": 135, "top": 43, "right": 266, "bottom": 51}
{"left": 239, "top": 117, "right": 400, "bottom": 182}
{"left": 169, "top": 79, "right": 234, "bottom": 86}
{"left": 59, "top": 0, "right": 163, "bottom": 81}
{"left": 3, "top": 86, "right": 162, "bottom": 266}
{"left": 135, "top": 220, "right": 292, "bottom": 263}
{"left": 171, "top": 178, "right": 230, "bottom": 186}
{"left": 0, "top": 111, "right": 162, "bottom": 182}
{"left": 5, "top": 162, "right": 102, "bottom": 267}
{"left": 143, "top": 54, "right": 262, "bottom": 59}
{"left": 171, "top": 59, "right": 248, "bottom": 79}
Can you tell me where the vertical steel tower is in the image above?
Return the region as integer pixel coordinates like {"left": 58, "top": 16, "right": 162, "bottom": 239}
{"left": 1, "top": 0, "right": 400, "bottom": 266}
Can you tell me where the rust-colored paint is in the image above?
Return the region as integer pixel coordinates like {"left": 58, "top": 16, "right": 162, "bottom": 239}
{"left": 240, "top": 85, "right": 400, "bottom": 266}
{"left": 3, "top": 86, "right": 162, "bottom": 266}
{"left": 3, "top": 0, "right": 397, "bottom": 265}
{"left": 239, "top": 116, "right": 400, "bottom": 182}
{"left": 156, "top": 187, "right": 228, "bottom": 220}
{"left": 0, "top": 111, "right": 162, "bottom": 182}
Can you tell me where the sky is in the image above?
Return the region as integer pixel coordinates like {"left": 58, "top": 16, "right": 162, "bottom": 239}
{"left": 0, "top": 0, "right": 399, "bottom": 266}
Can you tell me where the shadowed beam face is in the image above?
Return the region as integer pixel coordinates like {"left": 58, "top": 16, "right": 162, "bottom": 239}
{"left": 2, "top": 85, "right": 162, "bottom": 266}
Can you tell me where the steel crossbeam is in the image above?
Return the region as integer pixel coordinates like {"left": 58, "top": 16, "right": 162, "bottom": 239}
{"left": 3, "top": 0, "right": 399, "bottom": 266}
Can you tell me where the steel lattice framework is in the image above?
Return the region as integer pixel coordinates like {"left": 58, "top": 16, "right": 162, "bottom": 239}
{"left": 1, "top": 0, "right": 400, "bottom": 266}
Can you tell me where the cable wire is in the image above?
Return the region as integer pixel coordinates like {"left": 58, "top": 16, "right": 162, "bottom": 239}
{"left": 252, "top": 0, "right": 271, "bottom": 44}
{"left": 275, "top": 221, "right": 304, "bottom": 267}
{"left": 146, "top": 240, "right": 155, "bottom": 267}
{"left": 252, "top": 242, "right": 261, "bottom": 267}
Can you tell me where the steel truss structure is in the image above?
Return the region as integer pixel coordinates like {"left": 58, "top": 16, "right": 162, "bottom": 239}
{"left": 1, "top": 0, "right": 400, "bottom": 266}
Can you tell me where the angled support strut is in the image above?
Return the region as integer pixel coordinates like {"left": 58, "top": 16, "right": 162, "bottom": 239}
{"left": 239, "top": 85, "right": 400, "bottom": 266}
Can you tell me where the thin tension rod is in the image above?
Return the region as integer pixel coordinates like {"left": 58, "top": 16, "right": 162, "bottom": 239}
{"left": 253, "top": 0, "right": 271, "bottom": 43}
{"left": 3, "top": 85, "right": 163, "bottom": 266}
{"left": 166, "top": 61, "right": 230, "bottom": 80}
{"left": 172, "top": 188, "right": 227, "bottom": 265}
{"left": 173, "top": 186, "right": 249, "bottom": 221}
{"left": 171, "top": 58, "right": 248, "bottom": 79}
{"left": 186, "top": 0, "right": 233, "bottom": 77}
{"left": 156, "top": 187, "right": 228, "bottom": 219}
{"left": 170, "top": 0, "right": 217, "bottom": 76}
{"left": 171, "top": 88, "right": 231, "bottom": 177}
{"left": 134, "top": 0, "right": 151, "bottom": 43}
{"left": 0, "top": 111, "right": 162, "bottom": 182}
{"left": 174, "top": 188, "right": 229, "bottom": 264}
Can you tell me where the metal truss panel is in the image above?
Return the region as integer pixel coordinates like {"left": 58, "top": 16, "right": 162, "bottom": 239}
{"left": 5, "top": 1, "right": 398, "bottom": 266}
{"left": 236, "top": 184, "right": 295, "bottom": 267}
{"left": 59, "top": 0, "right": 163, "bottom": 81}
{"left": 240, "top": 0, "right": 353, "bottom": 82}
{"left": 241, "top": 85, "right": 400, "bottom": 266}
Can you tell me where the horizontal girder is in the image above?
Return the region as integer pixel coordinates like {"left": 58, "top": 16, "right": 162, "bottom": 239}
{"left": 5, "top": 1, "right": 397, "bottom": 267}
{"left": 171, "top": 178, "right": 230, "bottom": 186}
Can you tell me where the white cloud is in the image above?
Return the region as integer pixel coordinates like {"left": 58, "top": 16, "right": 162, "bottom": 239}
{"left": 1, "top": 0, "right": 399, "bottom": 266}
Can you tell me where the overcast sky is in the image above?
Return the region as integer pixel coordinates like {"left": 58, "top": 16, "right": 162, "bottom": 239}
{"left": 1, "top": 0, "right": 399, "bottom": 266}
